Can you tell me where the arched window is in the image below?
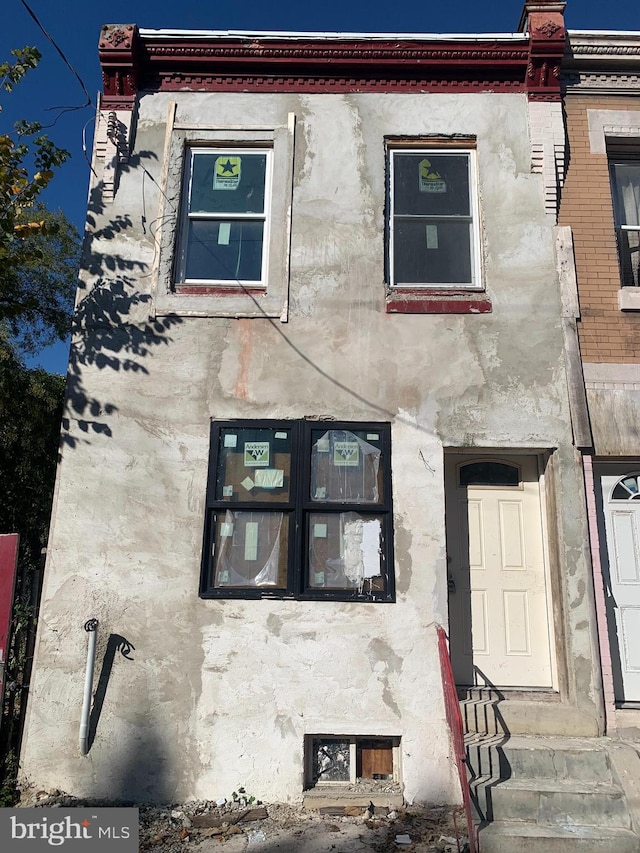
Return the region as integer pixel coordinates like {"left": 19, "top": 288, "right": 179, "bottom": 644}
{"left": 611, "top": 473, "right": 640, "bottom": 501}
{"left": 458, "top": 459, "right": 520, "bottom": 488}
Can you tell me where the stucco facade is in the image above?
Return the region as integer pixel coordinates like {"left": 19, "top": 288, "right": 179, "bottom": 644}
{"left": 20, "top": 7, "right": 605, "bottom": 808}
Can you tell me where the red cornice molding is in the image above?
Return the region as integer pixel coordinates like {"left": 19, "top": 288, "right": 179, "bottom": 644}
{"left": 99, "top": 18, "right": 565, "bottom": 108}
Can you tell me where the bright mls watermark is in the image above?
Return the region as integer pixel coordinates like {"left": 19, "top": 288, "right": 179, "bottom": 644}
{"left": 0, "top": 808, "right": 138, "bottom": 850}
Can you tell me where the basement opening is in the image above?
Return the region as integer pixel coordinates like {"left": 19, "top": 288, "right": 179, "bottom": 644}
{"left": 304, "top": 736, "right": 401, "bottom": 789}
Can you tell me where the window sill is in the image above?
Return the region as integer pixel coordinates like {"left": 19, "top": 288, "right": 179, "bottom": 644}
{"left": 618, "top": 287, "right": 640, "bottom": 311}
{"left": 174, "top": 284, "right": 266, "bottom": 297}
{"left": 385, "top": 289, "right": 492, "bottom": 314}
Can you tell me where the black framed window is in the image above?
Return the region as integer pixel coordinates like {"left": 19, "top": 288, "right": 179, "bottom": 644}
{"left": 201, "top": 421, "right": 394, "bottom": 601}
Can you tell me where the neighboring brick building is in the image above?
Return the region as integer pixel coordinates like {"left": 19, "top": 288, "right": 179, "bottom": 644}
{"left": 559, "top": 30, "right": 640, "bottom": 736}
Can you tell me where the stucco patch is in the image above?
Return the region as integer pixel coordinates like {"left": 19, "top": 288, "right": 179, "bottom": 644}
{"left": 393, "top": 523, "right": 413, "bottom": 595}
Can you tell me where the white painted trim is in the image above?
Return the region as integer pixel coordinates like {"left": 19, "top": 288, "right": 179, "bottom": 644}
{"left": 587, "top": 109, "right": 640, "bottom": 154}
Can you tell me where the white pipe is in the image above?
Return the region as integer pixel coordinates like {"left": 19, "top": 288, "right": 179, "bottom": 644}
{"left": 79, "top": 619, "right": 98, "bottom": 755}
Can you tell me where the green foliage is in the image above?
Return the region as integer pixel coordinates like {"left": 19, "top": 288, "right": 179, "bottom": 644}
{"left": 0, "top": 47, "right": 76, "bottom": 801}
{"left": 0, "top": 338, "right": 65, "bottom": 569}
{"left": 0, "top": 47, "right": 79, "bottom": 357}
{"left": 231, "top": 787, "right": 258, "bottom": 807}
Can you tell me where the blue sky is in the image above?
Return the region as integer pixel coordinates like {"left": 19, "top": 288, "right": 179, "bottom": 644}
{"left": 2, "top": 0, "right": 638, "bottom": 373}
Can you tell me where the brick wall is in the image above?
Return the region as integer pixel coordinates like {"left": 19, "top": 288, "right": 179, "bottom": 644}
{"left": 558, "top": 95, "right": 640, "bottom": 363}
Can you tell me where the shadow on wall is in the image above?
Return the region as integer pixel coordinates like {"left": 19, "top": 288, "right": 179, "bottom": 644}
{"left": 61, "top": 152, "right": 183, "bottom": 450}
{"left": 82, "top": 627, "right": 177, "bottom": 803}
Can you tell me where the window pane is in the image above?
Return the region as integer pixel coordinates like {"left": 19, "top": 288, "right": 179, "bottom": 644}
{"left": 611, "top": 162, "right": 640, "bottom": 227}
{"left": 308, "top": 512, "right": 384, "bottom": 591}
{"left": 394, "top": 153, "right": 471, "bottom": 217}
{"left": 312, "top": 739, "right": 351, "bottom": 783}
{"left": 185, "top": 220, "right": 264, "bottom": 282}
{"left": 393, "top": 219, "right": 472, "bottom": 285}
{"left": 310, "top": 430, "right": 383, "bottom": 503}
{"left": 459, "top": 461, "right": 520, "bottom": 487}
{"left": 617, "top": 230, "right": 640, "bottom": 288}
{"left": 611, "top": 162, "right": 640, "bottom": 287}
{"left": 212, "top": 511, "right": 289, "bottom": 588}
{"left": 216, "top": 427, "right": 292, "bottom": 503}
{"left": 189, "top": 152, "right": 267, "bottom": 215}
{"left": 612, "top": 475, "right": 640, "bottom": 501}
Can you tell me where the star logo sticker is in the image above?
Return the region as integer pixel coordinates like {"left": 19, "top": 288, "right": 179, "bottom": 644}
{"left": 219, "top": 159, "right": 237, "bottom": 175}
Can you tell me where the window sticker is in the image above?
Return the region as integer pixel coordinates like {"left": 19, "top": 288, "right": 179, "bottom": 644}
{"left": 218, "top": 222, "right": 231, "bottom": 245}
{"left": 316, "top": 436, "right": 330, "bottom": 453}
{"left": 274, "top": 431, "right": 288, "bottom": 439}
{"left": 219, "top": 570, "right": 230, "bottom": 585}
{"left": 419, "top": 158, "right": 446, "bottom": 193}
{"left": 214, "top": 155, "right": 241, "bottom": 190}
{"left": 333, "top": 441, "right": 360, "bottom": 467}
{"left": 241, "top": 476, "right": 255, "bottom": 491}
{"left": 366, "top": 434, "right": 379, "bottom": 441}
{"left": 224, "top": 434, "right": 238, "bottom": 448}
{"left": 245, "top": 522, "right": 259, "bottom": 561}
{"left": 426, "top": 225, "right": 439, "bottom": 249}
{"left": 220, "top": 522, "right": 234, "bottom": 537}
{"left": 222, "top": 485, "right": 234, "bottom": 497}
{"left": 314, "top": 571, "right": 325, "bottom": 586}
{"left": 244, "top": 441, "right": 270, "bottom": 467}
{"left": 255, "top": 469, "right": 284, "bottom": 489}
{"left": 313, "top": 523, "right": 328, "bottom": 538}
{"left": 315, "top": 486, "right": 327, "bottom": 499}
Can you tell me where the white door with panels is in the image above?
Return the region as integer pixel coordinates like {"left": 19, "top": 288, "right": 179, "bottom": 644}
{"left": 599, "top": 468, "right": 640, "bottom": 704}
{"left": 445, "top": 454, "right": 554, "bottom": 689}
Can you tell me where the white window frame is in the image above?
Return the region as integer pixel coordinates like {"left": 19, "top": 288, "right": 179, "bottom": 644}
{"left": 176, "top": 146, "right": 274, "bottom": 289}
{"left": 152, "top": 110, "right": 295, "bottom": 320}
{"left": 388, "top": 146, "right": 481, "bottom": 290}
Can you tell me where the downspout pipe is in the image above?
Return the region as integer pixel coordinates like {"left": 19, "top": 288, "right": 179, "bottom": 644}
{"left": 79, "top": 619, "right": 98, "bottom": 755}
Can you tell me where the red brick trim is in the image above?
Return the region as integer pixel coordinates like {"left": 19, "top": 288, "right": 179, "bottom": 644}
{"left": 385, "top": 290, "right": 492, "bottom": 314}
{"left": 98, "top": 22, "right": 566, "bottom": 105}
{"left": 174, "top": 285, "right": 266, "bottom": 296}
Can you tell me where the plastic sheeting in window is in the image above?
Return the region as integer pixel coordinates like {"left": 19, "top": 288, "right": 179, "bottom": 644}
{"left": 213, "top": 511, "right": 287, "bottom": 587}
{"left": 310, "top": 430, "right": 382, "bottom": 503}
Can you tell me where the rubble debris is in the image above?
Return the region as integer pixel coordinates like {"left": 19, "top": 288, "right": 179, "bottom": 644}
{"left": 18, "top": 789, "right": 463, "bottom": 852}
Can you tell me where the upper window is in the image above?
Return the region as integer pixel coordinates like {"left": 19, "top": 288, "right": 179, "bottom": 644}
{"left": 388, "top": 147, "right": 480, "bottom": 289}
{"left": 609, "top": 158, "right": 640, "bottom": 288}
{"left": 153, "top": 115, "right": 295, "bottom": 319}
{"left": 201, "top": 421, "right": 394, "bottom": 601}
{"left": 176, "top": 147, "right": 273, "bottom": 288}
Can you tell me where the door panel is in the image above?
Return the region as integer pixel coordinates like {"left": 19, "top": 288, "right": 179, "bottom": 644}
{"left": 598, "top": 468, "right": 640, "bottom": 702}
{"left": 446, "top": 454, "right": 553, "bottom": 688}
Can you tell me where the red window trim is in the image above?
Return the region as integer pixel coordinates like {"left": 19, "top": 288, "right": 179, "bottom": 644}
{"left": 385, "top": 289, "right": 492, "bottom": 314}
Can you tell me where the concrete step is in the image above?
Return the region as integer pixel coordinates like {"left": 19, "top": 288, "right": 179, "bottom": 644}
{"left": 465, "top": 735, "right": 614, "bottom": 784}
{"left": 302, "top": 790, "right": 403, "bottom": 810}
{"left": 478, "top": 821, "right": 640, "bottom": 853}
{"left": 488, "top": 778, "right": 630, "bottom": 828}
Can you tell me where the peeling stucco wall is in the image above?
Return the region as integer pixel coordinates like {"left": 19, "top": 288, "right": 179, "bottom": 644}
{"left": 19, "top": 89, "right": 600, "bottom": 805}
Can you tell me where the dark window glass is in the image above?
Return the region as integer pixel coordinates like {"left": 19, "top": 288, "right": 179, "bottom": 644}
{"left": 459, "top": 461, "right": 520, "bottom": 487}
{"left": 390, "top": 150, "right": 476, "bottom": 287}
{"left": 609, "top": 160, "right": 640, "bottom": 288}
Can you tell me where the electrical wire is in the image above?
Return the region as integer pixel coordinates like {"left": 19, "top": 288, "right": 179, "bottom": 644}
{"left": 19, "top": 0, "right": 92, "bottom": 116}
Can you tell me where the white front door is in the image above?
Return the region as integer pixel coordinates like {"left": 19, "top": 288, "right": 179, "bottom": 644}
{"left": 445, "top": 454, "right": 553, "bottom": 688}
{"left": 599, "top": 468, "right": 640, "bottom": 703}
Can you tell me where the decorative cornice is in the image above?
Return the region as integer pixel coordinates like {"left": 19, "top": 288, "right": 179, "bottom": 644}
{"left": 98, "top": 24, "right": 140, "bottom": 109}
{"left": 563, "top": 71, "right": 640, "bottom": 96}
{"left": 97, "top": 22, "right": 567, "bottom": 103}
